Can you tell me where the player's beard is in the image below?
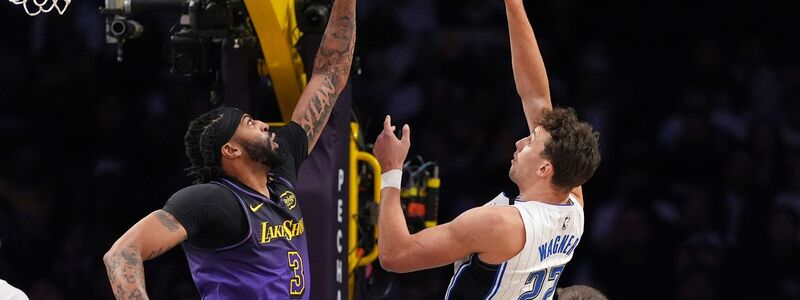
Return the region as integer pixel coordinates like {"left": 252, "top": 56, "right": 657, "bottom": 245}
{"left": 241, "top": 136, "right": 285, "bottom": 170}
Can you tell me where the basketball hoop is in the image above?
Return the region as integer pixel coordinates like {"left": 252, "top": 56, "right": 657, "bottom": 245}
{"left": 9, "top": 0, "right": 71, "bottom": 16}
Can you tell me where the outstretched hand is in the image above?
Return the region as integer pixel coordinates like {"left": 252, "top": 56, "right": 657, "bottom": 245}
{"left": 373, "top": 115, "right": 410, "bottom": 171}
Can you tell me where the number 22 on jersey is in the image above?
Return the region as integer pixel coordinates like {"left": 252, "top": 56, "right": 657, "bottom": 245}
{"left": 518, "top": 264, "right": 565, "bottom": 300}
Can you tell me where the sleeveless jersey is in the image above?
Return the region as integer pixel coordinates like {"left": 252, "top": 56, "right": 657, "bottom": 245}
{"left": 182, "top": 177, "right": 310, "bottom": 300}
{"left": 445, "top": 193, "right": 584, "bottom": 300}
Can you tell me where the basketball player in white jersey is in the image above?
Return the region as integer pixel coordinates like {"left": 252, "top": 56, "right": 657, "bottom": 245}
{"left": 372, "top": 0, "right": 601, "bottom": 299}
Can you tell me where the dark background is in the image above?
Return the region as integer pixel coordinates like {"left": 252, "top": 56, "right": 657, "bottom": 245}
{"left": 1, "top": 0, "right": 799, "bottom": 299}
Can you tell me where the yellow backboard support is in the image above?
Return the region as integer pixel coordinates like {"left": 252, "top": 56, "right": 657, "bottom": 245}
{"left": 244, "top": 0, "right": 308, "bottom": 122}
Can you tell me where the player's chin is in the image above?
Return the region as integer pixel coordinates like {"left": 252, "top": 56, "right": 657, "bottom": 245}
{"left": 261, "top": 136, "right": 277, "bottom": 151}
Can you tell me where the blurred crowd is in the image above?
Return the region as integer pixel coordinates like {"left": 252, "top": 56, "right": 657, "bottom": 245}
{"left": 1, "top": 0, "right": 798, "bottom": 299}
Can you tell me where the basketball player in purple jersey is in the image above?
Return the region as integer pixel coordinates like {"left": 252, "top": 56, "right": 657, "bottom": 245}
{"left": 102, "top": 0, "right": 356, "bottom": 298}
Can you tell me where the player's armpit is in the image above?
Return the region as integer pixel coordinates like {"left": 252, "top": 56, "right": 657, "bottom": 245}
{"left": 103, "top": 210, "right": 187, "bottom": 299}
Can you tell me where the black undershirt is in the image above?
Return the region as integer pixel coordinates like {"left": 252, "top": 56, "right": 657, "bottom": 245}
{"left": 162, "top": 121, "right": 307, "bottom": 249}
{"left": 447, "top": 254, "right": 501, "bottom": 299}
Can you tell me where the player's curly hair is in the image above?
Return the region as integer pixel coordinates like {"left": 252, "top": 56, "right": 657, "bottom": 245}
{"left": 540, "top": 107, "right": 601, "bottom": 191}
{"left": 184, "top": 108, "right": 226, "bottom": 184}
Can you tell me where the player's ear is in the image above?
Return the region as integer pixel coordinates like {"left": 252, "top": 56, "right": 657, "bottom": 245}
{"left": 221, "top": 142, "right": 241, "bottom": 158}
{"left": 537, "top": 160, "right": 553, "bottom": 177}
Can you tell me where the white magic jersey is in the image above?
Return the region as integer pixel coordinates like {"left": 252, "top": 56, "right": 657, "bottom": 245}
{"left": 445, "top": 193, "right": 584, "bottom": 300}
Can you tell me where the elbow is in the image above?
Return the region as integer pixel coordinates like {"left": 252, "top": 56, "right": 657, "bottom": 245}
{"left": 379, "top": 249, "right": 416, "bottom": 273}
{"left": 102, "top": 248, "right": 115, "bottom": 267}
{"left": 103, "top": 243, "right": 127, "bottom": 266}
{"left": 379, "top": 251, "right": 402, "bottom": 273}
{"left": 378, "top": 244, "right": 410, "bottom": 273}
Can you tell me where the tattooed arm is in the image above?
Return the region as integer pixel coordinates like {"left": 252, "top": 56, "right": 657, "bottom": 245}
{"left": 103, "top": 210, "right": 187, "bottom": 300}
{"left": 291, "top": 0, "right": 356, "bottom": 153}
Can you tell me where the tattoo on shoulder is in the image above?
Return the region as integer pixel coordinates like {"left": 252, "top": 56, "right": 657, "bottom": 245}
{"left": 154, "top": 210, "right": 180, "bottom": 232}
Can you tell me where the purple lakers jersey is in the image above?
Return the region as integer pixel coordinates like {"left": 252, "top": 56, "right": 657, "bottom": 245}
{"left": 182, "top": 177, "right": 310, "bottom": 299}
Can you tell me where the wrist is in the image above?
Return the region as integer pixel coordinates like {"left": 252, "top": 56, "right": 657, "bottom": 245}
{"left": 381, "top": 169, "right": 402, "bottom": 190}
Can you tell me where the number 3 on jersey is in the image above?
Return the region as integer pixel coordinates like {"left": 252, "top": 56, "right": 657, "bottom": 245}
{"left": 518, "top": 264, "right": 565, "bottom": 300}
{"left": 288, "top": 251, "right": 305, "bottom": 297}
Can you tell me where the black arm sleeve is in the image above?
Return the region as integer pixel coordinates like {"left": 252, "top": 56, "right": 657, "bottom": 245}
{"left": 271, "top": 121, "right": 309, "bottom": 182}
{"left": 162, "top": 184, "right": 248, "bottom": 249}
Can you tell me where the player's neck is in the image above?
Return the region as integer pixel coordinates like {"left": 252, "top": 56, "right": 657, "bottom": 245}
{"left": 237, "top": 172, "right": 270, "bottom": 197}
{"left": 224, "top": 161, "right": 271, "bottom": 197}
{"left": 518, "top": 182, "right": 569, "bottom": 205}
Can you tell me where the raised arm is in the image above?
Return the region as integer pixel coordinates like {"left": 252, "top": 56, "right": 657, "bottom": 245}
{"left": 103, "top": 210, "right": 186, "bottom": 300}
{"left": 291, "top": 0, "right": 356, "bottom": 153}
{"left": 373, "top": 116, "right": 524, "bottom": 272}
{"left": 505, "top": 0, "right": 552, "bottom": 131}
{"left": 507, "top": 2, "right": 591, "bottom": 205}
